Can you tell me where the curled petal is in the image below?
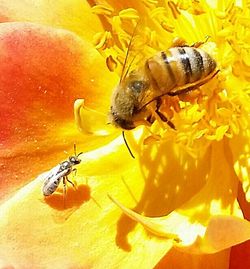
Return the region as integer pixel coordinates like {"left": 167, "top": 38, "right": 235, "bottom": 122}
{"left": 74, "top": 99, "right": 118, "bottom": 136}
{"left": 108, "top": 194, "right": 180, "bottom": 241}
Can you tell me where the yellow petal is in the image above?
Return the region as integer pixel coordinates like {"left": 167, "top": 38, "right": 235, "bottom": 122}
{"left": 230, "top": 132, "right": 250, "bottom": 202}
{"left": 0, "top": 138, "right": 173, "bottom": 268}
{"left": 109, "top": 139, "right": 246, "bottom": 253}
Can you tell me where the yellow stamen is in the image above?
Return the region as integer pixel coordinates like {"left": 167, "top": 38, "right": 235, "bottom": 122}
{"left": 91, "top": 4, "right": 114, "bottom": 16}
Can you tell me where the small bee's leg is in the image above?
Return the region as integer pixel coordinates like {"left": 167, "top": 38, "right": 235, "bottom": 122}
{"left": 63, "top": 176, "right": 67, "bottom": 208}
{"left": 72, "top": 168, "right": 77, "bottom": 178}
{"left": 155, "top": 98, "right": 176, "bottom": 129}
{"left": 66, "top": 177, "right": 76, "bottom": 190}
{"left": 69, "top": 168, "right": 77, "bottom": 188}
{"left": 67, "top": 178, "right": 75, "bottom": 187}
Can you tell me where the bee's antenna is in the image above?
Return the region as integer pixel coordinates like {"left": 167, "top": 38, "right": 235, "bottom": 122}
{"left": 73, "top": 144, "right": 83, "bottom": 157}
{"left": 122, "top": 131, "right": 135, "bottom": 159}
{"left": 74, "top": 143, "right": 77, "bottom": 156}
{"left": 77, "top": 152, "right": 84, "bottom": 157}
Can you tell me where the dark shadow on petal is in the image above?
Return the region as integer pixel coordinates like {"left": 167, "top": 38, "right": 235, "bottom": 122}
{"left": 114, "top": 138, "right": 211, "bottom": 250}
{"left": 115, "top": 213, "right": 136, "bottom": 252}
{"left": 44, "top": 184, "right": 91, "bottom": 210}
{"left": 114, "top": 139, "right": 239, "bottom": 251}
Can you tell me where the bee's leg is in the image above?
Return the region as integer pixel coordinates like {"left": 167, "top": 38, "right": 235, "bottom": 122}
{"left": 167, "top": 86, "right": 195, "bottom": 96}
{"left": 63, "top": 176, "right": 67, "bottom": 208}
{"left": 171, "top": 37, "right": 187, "bottom": 47}
{"left": 69, "top": 168, "right": 77, "bottom": 188}
{"left": 72, "top": 168, "right": 77, "bottom": 177}
{"left": 146, "top": 114, "right": 155, "bottom": 125}
{"left": 156, "top": 111, "right": 176, "bottom": 129}
{"left": 191, "top": 36, "right": 210, "bottom": 48}
{"left": 66, "top": 176, "right": 76, "bottom": 190}
{"left": 171, "top": 36, "right": 210, "bottom": 49}
{"left": 67, "top": 178, "right": 75, "bottom": 187}
{"left": 155, "top": 98, "right": 176, "bottom": 130}
{"left": 168, "top": 70, "right": 219, "bottom": 97}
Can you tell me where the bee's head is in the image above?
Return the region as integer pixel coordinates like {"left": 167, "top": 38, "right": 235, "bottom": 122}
{"left": 69, "top": 154, "right": 82, "bottom": 165}
{"left": 110, "top": 70, "right": 150, "bottom": 130}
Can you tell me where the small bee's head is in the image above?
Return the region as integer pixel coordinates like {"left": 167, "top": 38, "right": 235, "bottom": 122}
{"left": 110, "top": 70, "right": 150, "bottom": 130}
{"left": 69, "top": 155, "right": 82, "bottom": 165}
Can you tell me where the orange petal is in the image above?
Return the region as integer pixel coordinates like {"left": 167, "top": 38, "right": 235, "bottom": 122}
{"left": 230, "top": 240, "right": 250, "bottom": 269}
{"left": 0, "top": 22, "right": 116, "bottom": 200}
{"left": 0, "top": 0, "right": 102, "bottom": 41}
{"left": 155, "top": 248, "right": 230, "bottom": 269}
{"left": 229, "top": 178, "right": 250, "bottom": 269}
{"left": 197, "top": 216, "right": 250, "bottom": 253}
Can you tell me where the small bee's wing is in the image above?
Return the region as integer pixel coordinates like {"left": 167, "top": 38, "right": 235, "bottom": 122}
{"left": 42, "top": 165, "right": 68, "bottom": 196}
{"left": 43, "top": 164, "right": 61, "bottom": 182}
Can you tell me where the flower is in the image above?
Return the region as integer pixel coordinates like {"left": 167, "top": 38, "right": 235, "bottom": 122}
{"left": 1, "top": 1, "right": 250, "bottom": 269}
{"left": 76, "top": 0, "right": 250, "bottom": 267}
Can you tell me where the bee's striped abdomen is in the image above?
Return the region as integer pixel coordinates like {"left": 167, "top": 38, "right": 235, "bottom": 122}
{"left": 43, "top": 178, "right": 61, "bottom": 196}
{"left": 146, "top": 46, "right": 216, "bottom": 93}
{"left": 175, "top": 47, "right": 193, "bottom": 83}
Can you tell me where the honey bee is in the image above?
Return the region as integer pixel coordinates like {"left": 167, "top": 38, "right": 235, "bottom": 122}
{"left": 42, "top": 144, "right": 83, "bottom": 197}
{"left": 110, "top": 44, "right": 218, "bottom": 130}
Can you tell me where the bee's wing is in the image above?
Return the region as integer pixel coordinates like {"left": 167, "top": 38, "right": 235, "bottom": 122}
{"left": 43, "top": 170, "right": 66, "bottom": 185}
{"left": 42, "top": 164, "right": 61, "bottom": 184}
{"left": 42, "top": 165, "right": 69, "bottom": 195}
{"left": 118, "top": 21, "right": 156, "bottom": 83}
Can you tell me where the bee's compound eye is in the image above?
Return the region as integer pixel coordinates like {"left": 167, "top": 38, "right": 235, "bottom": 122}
{"left": 70, "top": 157, "right": 76, "bottom": 162}
{"left": 129, "top": 80, "right": 146, "bottom": 93}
